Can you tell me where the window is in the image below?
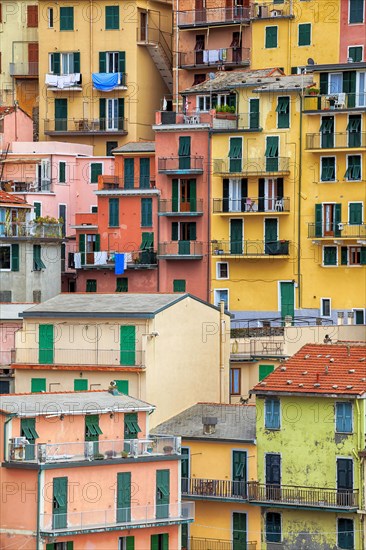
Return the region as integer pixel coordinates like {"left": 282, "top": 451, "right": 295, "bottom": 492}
{"left": 124, "top": 413, "right": 141, "bottom": 439}
{"left": 0, "top": 246, "right": 11, "bottom": 270}
{"left": 115, "top": 380, "right": 129, "bottom": 394}
{"left": 194, "top": 74, "right": 206, "bottom": 85}
{"left": 47, "top": 542, "right": 74, "bottom": 550}
{"left": 53, "top": 477, "right": 68, "bottom": 529}
{"left": 27, "top": 5, "right": 38, "bottom": 27}
{"left": 151, "top": 534, "right": 169, "bottom": 550}
{"left": 336, "top": 402, "right": 353, "bottom": 433}
{"left": 34, "top": 202, "right": 41, "bottom": 219}
{"left": 99, "top": 51, "right": 125, "bottom": 74}
{"left": 90, "top": 163, "right": 103, "bottom": 184}
{"left": 216, "top": 262, "right": 229, "bottom": 279}
{"left": 230, "top": 368, "right": 241, "bottom": 395}
{"left": 321, "top": 157, "right": 336, "bottom": 182}
{"left": 106, "top": 141, "right": 118, "bottom": 156}
{"left": 173, "top": 279, "right": 186, "bottom": 292}
{"left": 33, "top": 245, "right": 46, "bottom": 271}
{"left": 39, "top": 324, "right": 54, "bottom": 364}
{"left": 139, "top": 158, "right": 150, "bottom": 189}
{"left": 109, "top": 198, "right": 119, "bottom": 227}
{"left": 119, "top": 536, "right": 135, "bottom": 550}
{"left": 323, "top": 246, "right": 338, "bottom": 266}
{"left": 354, "top": 309, "right": 365, "bottom": 324}
{"left": 347, "top": 115, "right": 361, "bottom": 147}
{"left": 178, "top": 136, "right": 191, "bottom": 169}
{"left": 74, "top": 379, "right": 88, "bottom": 391}
{"left": 120, "top": 325, "right": 136, "bottom": 366}
{"left": 348, "top": 46, "right": 363, "bottom": 62}
{"left": 321, "top": 298, "right": 331, "bottom": 317}
{"left": 91, "top": 206, "right": 98, "bottom": 213}
{"left": 141, "top": 198, "right": 152, "bottom": 227}
{"left": 345, "top": 246, "right": 366, "bottom": 266}
{"left": 60, "top": 7, "right": 74, "bottom": 31}
{"left": 338, "top": 518, "right": 354, "bottom": 549}
{"left": 197, "top": 93, "right": 236, "bottom": 112}
{"left": 214, "top": 289, "right": 229, "bottom": 309}
{"left": 229, "top": 137, "right": 242, "bottom": 172}
{"left": 116, "top": 278, "right": 128, "bottom": 292}
{"left": 345, "top": 155, "right": 361, "bottom": 181}
{"left": 49, "top": 52, "right": 80, "bottom": 75}
{"left": 31, "top": 378, "right": 46, "bottom": 393}
{"left": 265, "top": 26, "right": 278, "bottom": 48}
{"left": 86, "top": 279, "right": 97, "bottom": 292}
{"left": 349, "top": 0, "right": 364, "bottom": 23}
{"left": 349, "top": 202, "right": 363, "bottom": 225}
{"left": 298, "top": 23, "right": 311, "bottom": 46}
{"left": 259, "top": 364, "right": 274, "bottom": 381}
{"left": 85, "top": 415, "right": 102, "bottom": 439}
{"left": 124, "top": 158, "right": 134, "bottom": 189}
{"left": 265, "top": 399, "right": 280, "bottom": 429}
{"left": 106, "top": 6, "right": 119, "bottom": 29}
{"left": 276, "top": 96, "right": 290, "bottom": 129}
{"left": 265, "top": 136, "right": 279, "bottom": 171}
{"left": 266, "top": 512, "right": 281, "bottom": 542}
{"left": 320, "top": 116, "right": 334, "bottom": 148}
{"left": 48, "top": 7, "right": 54, "bottom": 28}
{"left": 59, "top": 162, "right": 66, "bottom": 183}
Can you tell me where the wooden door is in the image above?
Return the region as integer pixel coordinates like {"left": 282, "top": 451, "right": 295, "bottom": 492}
{"left": 28, "top": 43, "right": 38, "bottom": 75}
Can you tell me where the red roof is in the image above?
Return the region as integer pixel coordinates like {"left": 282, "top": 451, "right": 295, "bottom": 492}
{"left": 0, "top": 190, "right": 29, "bottom": 205}
{"left": 251, "top": 343, "right": 366, "bottom": 397}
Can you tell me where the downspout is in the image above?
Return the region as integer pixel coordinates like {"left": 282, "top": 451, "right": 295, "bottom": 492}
{"left": 355, "top": 400, "right": 364, "bottom": 515}
{"left": 37, "top": 469, "right": 41, "bottom": 550}
{"left": 175, "top": 0, "right": 179, "bottom": 110}
{"left": 207, "top": 129, "right": 212, "bottom": 302}
{"left": 90, "top": 0, "right": 93, "bottom": 121}
{"left": 297, "top": 93, "right": 303, "bottom": 309}
{"left": 219, "top": 300, "right": 225, "bottom": 403}
{"left": 3, "top": 413, "right": 16, "bottom": 462}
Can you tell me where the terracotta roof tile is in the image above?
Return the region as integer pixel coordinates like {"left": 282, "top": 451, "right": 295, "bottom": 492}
{"left": 251, "top": 343, "right": 366, "bottom": 397}
{"left": 0, "top": 190, "right": 29, "bottom": 205}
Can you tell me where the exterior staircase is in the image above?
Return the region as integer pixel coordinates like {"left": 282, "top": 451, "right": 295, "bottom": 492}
{"left": 137, "top": 27, "right": 173, "bottom": 93}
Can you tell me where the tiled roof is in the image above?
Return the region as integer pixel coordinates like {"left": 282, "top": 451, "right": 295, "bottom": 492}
{"left": 0, "top": 190, "right": 29, "bottom": 205}
{"left": 182, "top": 68, "right": 288, "bottom": 94}
{"left": 113, "top": 141, "right": 155, "bottom": 153}
{"left": 252, "top": 74, "right": 314, "bottom": 93}
{"left": 151, "top": 403, "right": 256, "bottom": 442}
{"left": 251, "top": 344, "right": 366, "bottom": 397}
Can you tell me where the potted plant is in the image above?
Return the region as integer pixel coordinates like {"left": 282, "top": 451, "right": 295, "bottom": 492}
{"left": 93, "top": 452, "right": 105, "bottom": 460}
{"left": 307, "top": 87, "right": 320, "bottom": 96}
{"left": 121, "top": 450, "right": 129, "bottom": 459}
{"left": 163, "top": 445, "right": 174, "bottom": 455}
{"left": 215, "top": 104, "right": 237, "bottom": 120}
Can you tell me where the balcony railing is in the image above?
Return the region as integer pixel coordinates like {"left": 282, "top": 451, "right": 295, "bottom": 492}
{"left": 40, "top": 501, "right": 195, "bottom": 534}
{"left": 182, "top": 477, "right": 247, "bottom": 500}
{"left": 179, "top": 47, "right": 250, "bottom": 68}
{"left": 188, "top": 538, "right": 257, "bottom": 550}
{"left": 158, "top": 241, "right": 204, "bottom": 258}
{"left": 213, "top": 157, "right": 290, "bottom": 175}
{"left": 230, "top": 338, "right": 285, "bottom": 359}
{"left": 73, "top": 250, "right": 157, "bottom": 269}
{"left": 159, "top": 198, "right": 204, "bottom": 215}
{"left": 251, "top": 1, "right": 292, "bottom": 19}
{"left": 303, "top": 93, "right": 366, "bottom": 112}
{"left": 45, "top": 73, "right": 82, "bottom": 89}
{"left": 1, "top": 180, "right": 52, "bottom": 193}
{"left": 0, "top": 222, "right": 62, "bottom": 239}
{"left": 12, "top": 348, "right": 145, "bottom": 367}
{"left": 155, "top": 110, "right": 261, "bottom": 131}
{"left": 308, "top": 222, "right": 366, "bottom": 239}
{"left": 213, "top": 197, "right": 290, "bottom": 213}
{"left": 306, "top": 132, "right": 366, "bottom": 150}
{"left": 99, "top": 175, "right": 156, "bottom": 191}
{"left": 9, "top": 62, "right": 39, "bottom": 76}
{"left": 92, "top": 72, "right": 127, "bottom": 89}
{"left": 247, "top": 482, "right": 358, "bottom": 510}
{"left": 44, "top": 118, "right": 128, "bottom": 134}
{"left": 212, "top": 240, "right": 290, "bottom": 257}
{"left": 8, "top": 435, "right": 180, "bottom": 464}
{"left": 177, "top": 6, "right": 251, "bottom": 27}
{"left": 158, "top": 156, "right": 204, "bottom": 174}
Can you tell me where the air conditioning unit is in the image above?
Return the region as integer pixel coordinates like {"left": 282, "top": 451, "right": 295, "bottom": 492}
{"left": 11, "top": 437, "right": 27, "bottom": 447}
{"left": 9, "top": 437, "right": 28, "bottom": 461}
{"left": 271, "top": 9, "right": 283, "bottom": 16}
{"left": 85, "top": 441, "right": 95, "bottom": 460}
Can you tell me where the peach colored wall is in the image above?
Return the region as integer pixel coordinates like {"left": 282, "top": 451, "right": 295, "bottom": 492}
{"left": 113, "top": 155, "right": 156, "bottom": 185}
{"left": 1, "top": 110, "right": 33, "bottom": 148}
{"left": 0, "top": 467, "right": 38, "bottom": 531}
{"left": 75, "top": 269, "right": 158, "bottom": 293}
{"left": 0, "top": 321, "right": 21, "bottom": 365}
{"left": 339, "top": 0, "right": 366, "bottom": 62}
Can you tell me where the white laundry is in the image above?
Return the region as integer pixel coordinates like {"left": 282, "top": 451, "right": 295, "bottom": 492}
{"left": 45, "top": 74, "right": 58, "bottom": 86}
{"left": 74, "top": 253, "right": 81, "bottom": 269}
{"left": 208, "top": 49, "right": 220, "bottom": 63}
{"left": 94, "top": 251, "right": 108, "bottom": 265}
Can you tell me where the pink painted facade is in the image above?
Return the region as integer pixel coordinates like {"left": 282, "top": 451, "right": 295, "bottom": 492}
{"left": 0, "top": 107, "right": 34, "bottom": 150}
{"left": 339, "top": 0, "right": 366, "bottom": 62}
{"left": 0, "top": 391, "right": 191, "bottom": 550}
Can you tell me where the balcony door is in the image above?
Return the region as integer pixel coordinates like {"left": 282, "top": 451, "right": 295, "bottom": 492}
{"left": 232, "top": 512, "right": 247, "bottom": 550}
{"left": 107, "top": 98, "right": 118, "bottom": 130}
{"left": 55, "top": 98, "right": 67, "bottom": 131}
{"left": 337, "top": 458, "right": 353, "bottom": 506}
{"left": 264, "top": 218, "right": 278, "bottom": 254}
{"left": 172, "top": 179, "right": 196, "bottom": 212}
{"left": 195, "top": 0, "right": 206, "bottom": 22}
{"left": 323, "top": 204, "right": 335, "bottom": 236}
{"left": 230, "top": 218, "right": 243, "bottom": 254}
{"left": 37, "top": 159, "right": 51, "bottom": 191}
{"left": 28, "top": 42, "right": 38, "bottom": 75}
{"left": 280, "top": 282, "right": 294, "bottom": 320}
{"left": 156, "top": 469, "right": 170, "bottom": 519}
{"left": 232, "top": 450, "right": 247, "bottom": 497}
{"left": 181, "top": 447, "right": 190, "bottom": 493}
{"left": 258, "top": 178, "right": 283, "bottom": 212}
{"left": 265, "top": 453, "right": 281, "bottom": 500}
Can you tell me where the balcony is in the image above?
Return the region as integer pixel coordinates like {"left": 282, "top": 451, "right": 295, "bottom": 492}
{"left": 306, "top": 132, "right": 366, "bottom": 150}
{"left": 7, "top": 435, "right": 180, "bottom": 465}
{"left": 97, "top": 175, "right": 157, "bottom": 194}
{"left": 212, "top": 240, "right": 291, "bottom": 257}
{"left": 178, "top": 48, "right": 250, "bottom": 69}
{"left": 230, "top": 338, "right": 285, "bottom": 361}
{"left": 158, "top": 156, "right": 204, "bottom": 175}
{"left": 73, "top": 250, "right": 157, "bottom": 269}
{"left": 188, "top": 538, "right": 257, "bottom": 550}
{"left": 159, "top": 199, "right": 204, "bottom": 216}
{"left": 40, "top": 501, "right": 195, "bottom": 536}
{"left": 158, "top": 241, "right": 203, "bottom": 259}
{"left": 9, "top": 62, "right": 39, "bottom": 77}
{"left": 12, "top": 348, "right": 145, "bottom": 367}
{"left": 251, "top": 1, "right": 292, "bottom": 19}
{"left": 182, "top": 477, "right": 247, "bottom": 501}
{"left": 0, "top": 221, "right": 62, "bottom": 240}
{"left": 45, "top": 73, "right": 82, "bottom": 91}
{"left": 213, "top": 197, "right": 290, "bottom": 214}
{"left": 44, "top": 118, "right": 128, "bottom": 136}
{"left": 92, "top": 72, "right": 127, "bottom": 90}
{"left": 303, "top": 93, "right": 366, "bottom": 113}
{"left": 155, "top": 110, "right": 261, "bottom": 131}
{"left": 247, "top": 482, "right": 358, "bottom": 511}
{"left": 213, "top": 157, "right": 290, "bottom": 176}
{"left": 1, "top": 179, "right": 53, "bottom": 193}
{"left": 177, "top": 6, "right": 251, "bottom": 28}
{"left": 308, "top": 222, "right": 366, "bottom": 239}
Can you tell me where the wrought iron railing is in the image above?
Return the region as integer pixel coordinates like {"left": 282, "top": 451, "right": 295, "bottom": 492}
{"left": 158, "top": 156, "right": 204, "bottom": 173}
{"left": 159, "top": 198, "right": 204, "bottom": 214}
{"left": 308, "top": 222, "right": 366, "bottom": 239}
{"left": 177, "top": 6, "right": 251, "bottom": 26}
{"left": 178, "top": 47, "right": 250, "bottom": 67}
{"left": 213, "top": 197, "right": 290, "bottom": 213}
{"left": 182, "top": 477, "right": 247, "bottom": 500}
{"left": 0, "top": 222, "right": 62, "bottom": 238}
{"left": 158, "top": 241, "right": 204, "bottom": 257}
{"left": 306, "top": 132, "right": 366, "bottom": 149}
{"left": 213, "top": 157, "right": 290, "bottom": 175}
{"left": 12, "top": 348, "right": 145, "bottom": 367}
{"left": 212, "top": 240, "right": 290, "bottom": 256}
{"left": 44, "top": 118, "right": 128, "bottom": 133}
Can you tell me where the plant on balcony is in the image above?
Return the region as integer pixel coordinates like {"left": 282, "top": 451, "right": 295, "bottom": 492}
{"left": 307, "top": 87, "right": 320, "bottom": 96}
{"left": 34, "top": 215, "right": 62, "bottom": 237}
{"left": 121, "top": 450, "right": 129, "bottom": 458}
{"left": 215, "top": 104, "right": 236, "bottom": 119}
{"left": 93, "top": 452, "right": 105, "bottom": 460}
{"left": 163, "top": 445, "right": 174, "bottom": 455}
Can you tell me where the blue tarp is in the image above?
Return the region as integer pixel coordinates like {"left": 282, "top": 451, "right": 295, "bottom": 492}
{"left": 92, "top": 72, "right": 120, "bottom": 91}
{"left": 115, "top": 253, "right": 125, "bottom": 275}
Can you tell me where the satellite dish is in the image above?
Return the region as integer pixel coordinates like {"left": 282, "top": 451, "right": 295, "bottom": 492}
{"left": 307, "top": 58, "right": 315, "bottom": 65}
{"left": 209, "top": 72, "right": 216, "bottom": 80}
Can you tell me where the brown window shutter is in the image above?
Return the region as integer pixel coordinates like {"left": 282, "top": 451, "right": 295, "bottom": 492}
{"left": 27, "top": 5, "right": 38, "bottom": 27}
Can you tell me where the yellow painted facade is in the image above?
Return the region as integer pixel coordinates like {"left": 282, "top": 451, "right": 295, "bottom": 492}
{"left": 38, "top": 0, "right": 172, "bottom": 154}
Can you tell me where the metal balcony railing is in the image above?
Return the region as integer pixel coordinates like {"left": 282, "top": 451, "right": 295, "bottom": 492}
{"left": 136, "top": 26, "right": 172, "bottom": 68}
{"left": 1, "top": 180, "right": 52, "bottom": 193}
{"left": 247, "top": 482, "right": 359, "bottom": 509}
{"left": 213, "top": 197, "right": 290, "bottom": 213}
{"left": 159, "top": 198, "right": 204, "bottom": 215}
{"left": 182, "top": 477, "right": 248, "bottom": 500}
{"left": 44, "top": 118, "right": 128, "bottom": 134}
{"left": 9, "top": 62, "right": 39, "bottom": 76}
{"left": 8, "top": 435, "right": 181, "bottom": 464}
{"left": 230, "top": 338, "right": 285, "bottom": 359}
{"left": 156, "top": 110, "right": 261, "bottom": 131}
{"left": 12, "top": 348, "right": 145, "bottom": 367}
{"left": 158, "top": 156, "right": 204, "bottom": 173}
{"left": 158, "top": 241, "right": 204, "bottom": 258}
{"left": 73, "top": 250, "right": 157, "bottom": 268}
{"left": 99, "top": 175, "right": 156, "bottom": 191}
{"left": 177, "top": 6, "right": 251, "bottom": 26}
{"left": 308, "top": 222, "right": 366, "bottom": 239}
{"left": 212, "top": 240, "right": 290, "bottom": 256}
{"left": 40, "top": 501, "right": 195, "bottom": 534}
{"left": 213, "top": 157, "right": 290, "bottom": 175}
{"left": 306, "top": 132, "right": 366, "bottom": 149}
{"left": 303, "top": 93, "right": 366, "bottom": 112}
{"left": 179, "top": 47, "right": 250, "bottom": 68}
{"left": 0, "top": 222, "right": 62, "bottom": 239}
{"left": 188, "top": 538, "right": 257, "bottom": 550}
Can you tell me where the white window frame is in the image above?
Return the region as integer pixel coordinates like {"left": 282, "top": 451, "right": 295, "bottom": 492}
{"left": 348, "top": 201, "right": 364, "bottom": 224}
{"left": 58, "top": 161, "right": 66, "bottom": 184}
{"left": 216, "top": 261, "right": 229, "bottom": 280}
{"left": 90, "top": 205, "right": 98, "bottom": 213}
{"left": 348, "top": 0, "right": 365, "bottom": 23}
{"left": 328, "top": 73, "right": 343, "bottom": 95}
{"left": 47, "top": 7, "right": 54, "bottom": 28}
{"left": 297, "top": 22, "right": 312, "bottom": 47}
{"left": 197, "top": 93, "right": 235, "bottom": 112}
{"left": 48, "top": 52, "right": 75, "bottom": 75}
{"left": 353, "top": 308, "right": 365, "bottom": 324}
{"left": 0, "top": 244, "right": 11, "bottom": 271}
{"left": 345, "top": 154, "right": 362, "bottom": 182}
{"left": 348, "top": 45, "right": 364, "bottom": 62}
{"left": 320, "top": 156, "right": 337, "bottom": 183}
{"left": 356, "top": 71, "right": 366, "bottom": 107}
{"left": 322, "top": 245, "right": 338, "bottom": 267}
{"left": 214, "top": 288, "right": 229, "bottom": 309}
{"left": 106, "top": 51, "right": 119, "bottom": 73}
{"left": 320, "top": 297, "right": 331, "bottom": 317}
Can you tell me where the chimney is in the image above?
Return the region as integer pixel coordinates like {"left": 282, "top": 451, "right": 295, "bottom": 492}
{"left": 346, "top": 344, "right": 351, "bottom": 357}
{"left": 202, "top": 416, "right": 218, "bottom": 435}
{"left": 316, "top": 373, "right": 320, "bottom": 383}
{"left": 337, "top": 312, "right": 344, "bottom": 325}
{"left": 284, "top": 315, "right": 292, "bottom": 327}
{"left": 347, "top": 311, "right": 354, "bottom": 325}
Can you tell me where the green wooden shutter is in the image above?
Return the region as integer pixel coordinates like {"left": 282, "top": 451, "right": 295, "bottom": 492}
{"left": 265, "top": 136, "right": 279, "bottom": 171}
{"left": 124, "top": 158, "right": 134, "bottom": 189}
{"left": 59, "top": 162, "right": 66, "bottom": 183}
{"left": 156, "top": 470, "right": 170, "bottom": 519}
{"left": 189, "top": 222, "right": 196, "bottom": 240}
{"left": 259, "top": 364, "right": 274, "bottom": 381}
{"left": 73, "top": 52, "right": 80, "bottom": 73}
{"left": 172, "top": 222, "right": 179, "bottom": 241}
{"left": 99, "top": 98, "right": 106, "bottom": 130}
{"left": 173, "top": 279, "right": 186, "bottom": 292}
{"left": 265, "top": 26, "right": 278, "bottom": 48}
{"left": 118, "top": 98, "right": 125, "bottom": 130}
{"left": 178, "top": 136, "right": 191, "bottom": 169}
{"left": 360, "top": 247, "right": 366, "bottom": 265}
{"left": 11, "top": 243, "right": 19, "bottom": 271}
{"left": 249, "top": 98, "right": 259, "bottom": 129}
{"left": 95, "top": 234, "right": 100, "bottom": 252}
{"left": 55, "top": 98, "right": 67, "bottom": 131}
{"left": 33, "top": 244, "right": 46, "bottom": 270}
{"left": 343, "top": 71, "right": 356, "bottom": 108}
{"left": 46, "top": 544, "right": 54, "bottom": 550}
{"left": 151, "top": 535, "right": 159, "bottom": 550}
{"left": 60, "top": 7, "right": 73, "bottom": 30}
{"left": 53, "top": 477, "right": 68, "bottom": 529}
{"left": 280, "top": 282, "right": 294, "bottom": 319}
{"left": 139, "top": 158, "right": 150, "bottom": 188}
{"left": 118, "top": 51, "right": 126, "bottom": 73}
{"left": 34, "top": 202, "right": 41, "bottom": 218}
{"left": 39, "top": 324, "right": 54, "bottom": 364}
{"left": 172, "top": 179, "right": 179, "bottom": 212}
{"left": 334, "top": 204, "right": 342, "bottom": 236}
{"left": 126, "top": 537, "right": 134, "bottom": 550}
{"left": 229, "top": 137, "right": 242, "bottom": 172}
{"left": 90, "top": 163, "right": 102, "bottom": 184}
{"left": 162, "top": 534, "right": 169, "bottom": 550}
{"left": 230, "top": 219, "right": 243, "bottom": 254}
{"left": 106, "top": 5, "right": 119, "bottom": 29}
{"left": 232, "top": 451, "right": 246, "bottom": 482}
{"left": 324, "top": 246, "right": 337, "bottom": 266}
{"left": 141, "top": 198, "right": 152, "bottom": 227}
{"left": 31, "top": 378, "right": 46, "bottom": 392}
{"left": 79, "top": 233, "right": 85, "bottom": 265}
{"left": 349, "top": 0, "right": 364, "bottom": 23}
{"left": 53, "top": 52, "right": 60, "bottom": 75}
{"left": 120, "top": 325, "right": 136, "bottom": 365}
{"left": 348, "top": 115, "right": 361, "bottom": 147}
{"left": 189, "top": 179, "right": 197, "bottom": 212}
{"left": 276, "top": 97, "right": 289, "bottom": 128}
{"left": 233, "top": 512, "right": 247, "bottom": 549}
{"left": 74, "top": 379, "right": 88, "bottom": 391}
{"left": 319, "top": 73, "right": 329, "bottom": 95}
{"left": 109, "top": 198, "right": 119, "bottom": 227}
{"left": 124, "top": 412, "right": 141, "bottom": 439}
{"left": 315, "top": 204, "right": 323, "bottom": 237}
{"left": 86, "top": 279, "right": 97, "bottom": 292}
{"left": 349, "top": 203, "right": 362, "bottom": 225}
{"left": 349, "top": 46, "right": 362, "bottom": 62}
{"left": 298, "top": 23, "right": 311, "bottom": 46}
{"left": 115, "top": 380, "right": 129, "bottom": 394}
{"left": 66, "top": 543, "right": 73, "bottom": 550}
{"left": 99, "top": 52, "right": 106, "bottom": 72}
{"left": 341, "top": 247, "right": 348, "bottom": 265}
{"left": 116, "top": 277, "right": 128, "bottom": 292}
{"left": 117, "top": 472, "right": 131, "bottom": 522}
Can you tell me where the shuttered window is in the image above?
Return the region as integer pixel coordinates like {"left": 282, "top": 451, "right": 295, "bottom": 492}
{"left": 178, "top": 137, "right": 191, "bottom": 169}
{"left": 173, "top": 279, "right": 186, "bottom": 292}
{"left": 116, "top": 277, "right": 128, "bottom": 292}
{"left": 86, "top": 279, "right": 97, "bottom": 292}
{"left": 348, "top": 46, "right": 363, "bottom": 62}
{"left": 338, "top": 518, "right": 354, "bottom": 549}
{"left": 115, "top": 380, "right": 129, "bottom": 394}
{"left": 27, "top": 5, "right": 38, "bottom": 27}
{"left": 321, "top": 157, "right": 336, "bottom": 181}
{"left": 124, "top": 158, "right": 135, "bottom": 189}
{"left": 349, "top": 203, "right": 363, "bottom": 225}
{"left": 124, "top": 412, "right": 141, "bottom": 438}
{"left": 74, "top": 379, "right": 88, "bottom": 391}
{"left": 276, "top": 97, "right": 290, "bottom": 128}
{"left": 33, "top": 245, "right": 46, "bottom": 271}
{"left": 265, "top": 399, "right": 280, "bottom": 429}
{"left": 106, "top": 6, "right": 119, "bottom": 29}
{"left": 323, "top": 246, "right": 337, "bottom": 266}
{"left": 265, "top": 26, "right": 278, "bottom": 48}
{"left": 85, "top": 415, "right": 102, "bottom": 440}
{"left": 345, "top": 155, "right": 361, "bottom": 181}
{"left": 90, "top": 163, "right": 103, "bottom": 184}
{"left": 229, "top": 137, "right": 242, "bottom": 172}
{"left": 60, "top": 7, "right": 74, "bottom": 31}
{"left": 109, "top": 198, "right": 119, "bottom": 227}
{"left": 11, "top": 244, "right": 19, "bottom": 271}
{"left": 151, "top": 534, "right": 169, "bottom": 550}
{"left": 265, "top": 136, "right": 279, "bottom": 171}
{"left": 336, "top": 403, "right": 353, "bottom": 433}
{"left": 59, "top": 162, "right": 66, "bottom": 183}
{"left": 266, "top": 512, "right": 281, "bottom": 542}
{"left": 141, "top": 198, "right": 152, "bottom": 227}
{"left": 139, "top": 158, "right": 150, "bottom": 189}
{"left": 31, "top": 378, "right": 46, "bottom": 393}
{"left": 298, "top": 23, "right": 311, "bottom": 46}
{"left": 349, "top": 0, "right": 364, "bottom": 23}
{"left": 347, "top": 115, "right": 361, "bottom": 147}
{"left": 140, "top": 232, "right": 153, "bottom": 250}
{"left": 39, "top": 324, "right": 54, "bottom": 364}
{"left": 21, "top": 418, "right": 39, "bottom": 440}
{"left": 120, "top": 326, "right": 136, "bottom": 365}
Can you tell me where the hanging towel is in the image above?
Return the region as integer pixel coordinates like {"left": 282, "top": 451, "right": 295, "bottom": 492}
{"left": 74, "top": 253, "right": 81, "bottom": 269}
{"left": 203, "top": 50, "right": 209, "bottom": 63}
{"left": 45, "top": 74, "right": 58, "bottom": 86}
{"left": 92, "top": 72, "right": 120, "bottom": 92}
{"left": 94, "top": 251, "right": 108, "bottom": 265}
{"left": 115, "top": 253, "right": 125, "bottom": 274}
{"left": 208, "top": 49, "right": 220, "bottom": 63}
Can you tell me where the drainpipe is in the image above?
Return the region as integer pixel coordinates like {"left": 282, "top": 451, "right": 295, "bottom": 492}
{"left": 175, "top": 0, "right": 179, "bottom": 111}
{"left": 90, "top": 0, "right": 93, "bottom": 121}
{"left": 297, "top": 93, "right": 303, "bottom": 309}
{"left": 36, "top": 468, "right": 41, "bottom": 550}
{"left": 219, "top": 300, "right": 225, "bottom": 403}
{"left": 207, "top": 130, "right": 212, "bottom": 302}
{"left": 3, "top": 413, "right": 16, "bottom": 462}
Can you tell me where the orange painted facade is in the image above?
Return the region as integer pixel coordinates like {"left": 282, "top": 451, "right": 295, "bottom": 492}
{"left": 339, "top": 0, "right": 366, "bottom": 62}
